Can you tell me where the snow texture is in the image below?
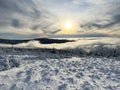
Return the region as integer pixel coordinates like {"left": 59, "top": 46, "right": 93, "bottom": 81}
{"left": 0, "top": 37, "right": 120, "bottom": 90}
{"left": 0, "top": 55, "right": 120, "bottom": 90}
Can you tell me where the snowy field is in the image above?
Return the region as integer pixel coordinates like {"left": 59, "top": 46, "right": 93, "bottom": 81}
{"left": 0, "top": 55, "right": 120, "bottom": 90}
{"left": 0, "top": 37, "right": 120, "bottom": 90}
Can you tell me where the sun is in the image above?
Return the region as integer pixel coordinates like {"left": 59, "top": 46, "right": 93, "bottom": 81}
{"left": 57, "top": 20, "right": 79, "bottom": 34}
{"left": 65, "top": 21, "right": 72, "bottom": 29}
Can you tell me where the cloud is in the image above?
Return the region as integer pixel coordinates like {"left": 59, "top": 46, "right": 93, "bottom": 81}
{"left": 80, "top": 14, "right": 120, "bottom": 30}
{"left": 51, "top": 29, "right": 61, "bottom": 34}
{"left": 78, "top": 0, "right": 120, "bottom": 32}
{"left": 0, "top": 0, "right": 60, "bottom": 39}
{"left": 0, "top": 0, "right": 120, "bottom": 38}
{"left": 0, "top": 32, "right": 44, "bottom": 39}
{"left": 11, "top": 19, "right": 25, "bottom": 28}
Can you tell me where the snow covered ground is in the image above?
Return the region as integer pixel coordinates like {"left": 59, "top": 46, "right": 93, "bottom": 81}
{"left": 0, "top": 55, "right": 119, "bottom": 90}
{"left": 0, "top": 37, "right": 120, "bottom": 90}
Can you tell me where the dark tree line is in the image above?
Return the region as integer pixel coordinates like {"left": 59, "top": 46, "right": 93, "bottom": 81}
{"left": 0, "top": 46, "right": 120, "bottom": 57}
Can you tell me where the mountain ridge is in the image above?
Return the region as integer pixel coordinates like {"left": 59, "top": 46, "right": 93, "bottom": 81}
{"left": 0, "top": 38, "right": 74, "bottom": 44}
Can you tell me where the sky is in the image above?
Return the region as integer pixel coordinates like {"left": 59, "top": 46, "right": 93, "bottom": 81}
{"left": 0, "top": 0, "right": 120, "bottom": 39}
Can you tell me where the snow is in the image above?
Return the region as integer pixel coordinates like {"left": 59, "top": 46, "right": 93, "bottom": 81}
{"left": 0, "top": 56, "right": 120, "bottom": 90}
{"left": 0, "top": 37, "right": 120, "bottom": 90}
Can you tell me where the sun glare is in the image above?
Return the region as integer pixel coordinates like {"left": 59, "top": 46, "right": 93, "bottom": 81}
{"left": 57, "top": 20, "right": 79, "bottom": 34}
{"left": 65, "top": 21, "right": 72, "bottom": 29}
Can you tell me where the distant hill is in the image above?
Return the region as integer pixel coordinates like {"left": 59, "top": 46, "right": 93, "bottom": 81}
{"left": 0, "top": 38, "right": 74, "bottom": 44}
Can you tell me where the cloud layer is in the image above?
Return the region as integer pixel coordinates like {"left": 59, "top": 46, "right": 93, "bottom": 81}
{"left": 77, "top": 0, "right": 120, "bottom": 36}
{"left": 0, "top": 0, "right": 59, "bottom": 39}
{"left": 0, "top": 0, "right": 120, "bottom": 39}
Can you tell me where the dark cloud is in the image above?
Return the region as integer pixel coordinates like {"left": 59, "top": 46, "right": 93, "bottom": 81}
{"left": 100, "top": 15, "right": 120, "bottom": 28}
{"left": 31, "top": 22, "right": 54, "bottom": 31}
{"left": 81, "top": 14, "right": 120, "bottom": 30}
{"left": 31, "top": 24, "right": 41, "bottom": 30}
{"left": 11, "top": 19, "right": 25, "bottom": 28}
{"left": 50, "top": 29, "right": 61, "bottom": 34}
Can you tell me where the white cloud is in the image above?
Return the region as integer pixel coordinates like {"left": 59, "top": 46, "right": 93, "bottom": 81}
{"left": 0, "top": 0, "right": 120, "bottom": 38}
